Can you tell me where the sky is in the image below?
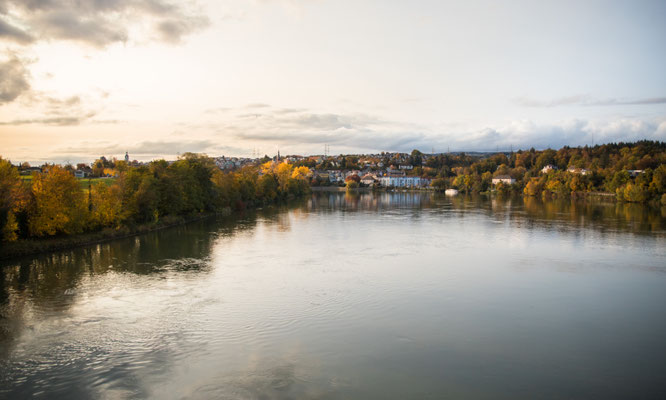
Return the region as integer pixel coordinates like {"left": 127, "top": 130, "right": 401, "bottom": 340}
{"left": 1, "top": 0, "right": 665, "bottom": 164}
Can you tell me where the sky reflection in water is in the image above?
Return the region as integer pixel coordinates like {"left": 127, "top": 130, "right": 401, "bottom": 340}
{"left": 1, "top": 193, "right": 665, "bottom": 399}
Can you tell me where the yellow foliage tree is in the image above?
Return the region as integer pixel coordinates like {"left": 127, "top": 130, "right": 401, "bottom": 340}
{"left": 275, "top": 162, "right": 293, "bottom": 190}
{"left": 291, "top": 166, "right": 311, "bottom": 180}
{"left": 0, "top": 157, "right": 28, "bottom": 241}
{"left": 90, "top": 182, "right": 122, "bottom": 227}
{"left": 523, "top": 178, "right": 543, "bottom": 196}
{"left": 29, "top": 165, "right": 88, "bottom": 237}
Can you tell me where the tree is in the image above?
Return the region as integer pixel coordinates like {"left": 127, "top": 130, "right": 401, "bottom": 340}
{"left": 0, "top": 158, "right": 28, "bottom": 241}
{"left": 345, "top": 174, "right": 360, "bottom": 183}
{"left": 410, "top": 149, "right": 423, "bottom": 166}
{"left": 621, "top": 183, "right": 648, "bottom": 203}
{"left": 346, "top": 180, "right": 359, "bottom": 190}
{"left": 29, "top": 165, "right": 88, "bottom": 236}
{"left": 291, "top": 166, "right": 311, "bottom": 180}
{"left": 431, "top": 178, "right": 447, "bottom": 191}
{"left": 523, "top": 178, "right": 543, "bottom": 196}
{"left": 90, "top": 182, "right": 122, "bottom": 228}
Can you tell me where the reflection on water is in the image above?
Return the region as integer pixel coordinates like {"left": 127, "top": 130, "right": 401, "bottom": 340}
{"left": 1, "top": 193, "right": 665, "bottom": 399}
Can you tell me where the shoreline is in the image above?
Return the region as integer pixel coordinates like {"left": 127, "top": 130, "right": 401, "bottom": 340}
{"left": 0, "top": 189, "right": 652, "bottom": 261}
{"left": 0, "top": 210, "right": 231, "bottom": 262}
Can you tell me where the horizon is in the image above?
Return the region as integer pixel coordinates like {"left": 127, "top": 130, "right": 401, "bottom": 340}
{"left": 1, "top": 1, "right": 665, "bottom": 164}
{"left": 6, "top": 139, "right": 664, "bottom": 167}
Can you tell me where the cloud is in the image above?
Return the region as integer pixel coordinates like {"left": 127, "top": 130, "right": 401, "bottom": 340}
{"left": 0, "top": 85, "right": 106, "bottom": 126}
{"left": 31, "top": 11, "right": 128, "bottom": 47}
{"left": 244, "top": 103, "right": 271, "bottom": 109}
{"left": 0, "top": 111, "right": 96, "bottom": 126}
{"left": 515, "top": 95, "right": 666, "bottom": 108}
{"left": 0, "top": 17, "right": 34, "bottom": 43}
{"left": 0, "top": 0, "right": 209, "bottom": 48}
{"left": 592, "top": 97, "right": 666, "bottom": 106}
{"left": 155, "top": 16, "right": 209, "bottom": 44}
{"left": 0, "top": 55, "right": 30, "bottom": 104}
{"left": 202, "top": 104, "right": 665, "bottom": 154}
{"left": 56, "top": 139, "right": 246, "bottom": 158}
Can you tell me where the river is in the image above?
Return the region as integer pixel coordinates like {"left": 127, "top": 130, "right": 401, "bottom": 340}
{"left": 1, "top": 192, "right": 665, "bottom": 399}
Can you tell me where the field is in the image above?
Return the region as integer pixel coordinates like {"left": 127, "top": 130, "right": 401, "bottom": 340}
{"left": 20, "top": 175, "right": 117, "bottom": 191}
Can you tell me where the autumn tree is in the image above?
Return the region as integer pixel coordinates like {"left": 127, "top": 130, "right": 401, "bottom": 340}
{"left": 0, "top": 158, "right": 28, "bottom": 241}
{"left": 90, "top": 182, "right": 122, "bottom": 228}
{"left": 29, "top": 165, "right": 88, "bottom": 236}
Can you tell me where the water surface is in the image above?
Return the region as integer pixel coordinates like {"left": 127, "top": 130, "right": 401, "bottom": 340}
{"left": 1, "top": 193, "right": 665, "bottom": 399}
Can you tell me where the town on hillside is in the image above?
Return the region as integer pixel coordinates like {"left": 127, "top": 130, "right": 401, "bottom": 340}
{"left": 8, "top": 141, "right": 666, "bottom": 200}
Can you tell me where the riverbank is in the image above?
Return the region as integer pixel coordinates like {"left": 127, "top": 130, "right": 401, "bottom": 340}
{"left": 311, "top": 186, "right": 433, "bottom": 192}
{"left": 0, "top": 209, "right": 231, "bottom": 261}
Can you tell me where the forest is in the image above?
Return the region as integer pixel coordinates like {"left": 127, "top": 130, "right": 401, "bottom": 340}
{"left": 0, "top": 154, "right": 310, "bottom": 243}
{"left": 416, "top": 141, "right": 666, "bottom": 203}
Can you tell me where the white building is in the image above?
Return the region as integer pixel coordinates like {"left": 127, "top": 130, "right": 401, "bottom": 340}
{"left": 379, "top": 176, "right": 430, "bottom": 188}
{"left": 567, "top": 167, "right": 590, "bottom": 175}
{"left": 540, "top": 164, "right": 557, "bottom": 173}
{"left": 492, "top": 175, "right": 516, "bottom": 185}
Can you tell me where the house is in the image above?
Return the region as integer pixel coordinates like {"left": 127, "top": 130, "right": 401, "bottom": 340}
{"left": 20, "top": 166, "right": 42, "bottom": 175}
{"left": 314, "top": 170, "right": 329, "bottom": 180}
{"left": 360, "top": 174, "right": 378, "bottom": 185}
{"left": 627, "top": 170, "right": 644, "bottom": 177}
{"left": 399, "top": 164, "right": 414, "bottom": 170}
{"left": 567, "top": 167, "right": 589, "bottom": 175}
{"left": 74, "top": 170, "right": 88, "bottom": 178}
{"left": 386, "top": 167, "right": 406, "bottom": 177}
{"left": 541, "top": 164, "right": 557, "bottom": 173}
{"left": 492, "top": 175, "right": 516, "bottom": 185}
{"left": 328, "top": 171, "right": 345, "bottom": 183}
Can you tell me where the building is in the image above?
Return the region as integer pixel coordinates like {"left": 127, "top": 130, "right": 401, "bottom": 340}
{"left": 540, "top": 164, "right": 557, "bottom": 173}
{"left": 361, "top": 174, "right": 378, "bottom": 185}
{"left": 627, "top": 169, "right": 644, "bottom": 177}
{"left": 74, "top": 170, "right": 89, "bottom": 178}
{"left": 386, "top": 167, "right": 406, "bottom": 177}
{"left": 125, "top": 152, "right": 129, "bottom": 163}
{"left": 379, "top": 176, "right": 430, "bottom": 188}
{"left": 567, "top": 167, "right": 590, "bottom": 175}
{"left": 492, "top": 175, "right": 516, "bottom": 185}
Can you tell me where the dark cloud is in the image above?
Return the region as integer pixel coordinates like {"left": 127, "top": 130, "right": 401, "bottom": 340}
{"left": 0, "top": 17, "right": 34, "bottom": 43}
{"left": 0, "top": 111, "right": 96, "bottom": 126}
{"left": 0, "top": 55, "right": 30, "bottom": 104}
{"left": 0, "top": 0, "right": 209, "bottom": 48}
{"left": 31, "top": 11, "right": 128, "bottom": 47}
{"left": 515, "top": 95, "right": 666, "bottom": 108}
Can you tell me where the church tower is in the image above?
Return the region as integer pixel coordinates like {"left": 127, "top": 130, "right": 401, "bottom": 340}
{"left": 125, "top": 152, "right": 129, "bottom": 163}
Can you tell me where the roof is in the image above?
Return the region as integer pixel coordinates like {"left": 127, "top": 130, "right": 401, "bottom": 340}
{"left": 493, "top": 175, "right": 514, "bottom": 180}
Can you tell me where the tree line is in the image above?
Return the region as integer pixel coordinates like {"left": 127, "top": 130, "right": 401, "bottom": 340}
{"left": 0, "top": 154, "right": 310, "bottom": 242}
{"left": 424, "top": 141, "right": 665, "bottom": 203}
